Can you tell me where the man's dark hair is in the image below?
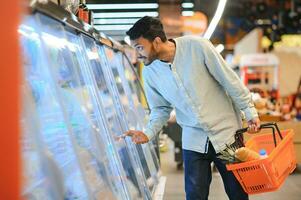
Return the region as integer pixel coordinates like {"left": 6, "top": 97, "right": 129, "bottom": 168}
{"left": 126, "top": 16, "right": 167, "bottom": 42}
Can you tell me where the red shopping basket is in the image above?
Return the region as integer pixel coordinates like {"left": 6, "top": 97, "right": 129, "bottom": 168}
{"left": 226, "top": 122, "right": 296, "bottom": 194}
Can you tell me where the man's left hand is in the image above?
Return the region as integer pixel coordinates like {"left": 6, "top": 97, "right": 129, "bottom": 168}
{"left": 247, "top": 117, "right": 261, "bottom": 133}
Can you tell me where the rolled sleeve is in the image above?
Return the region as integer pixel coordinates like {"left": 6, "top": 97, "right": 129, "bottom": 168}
{"left": 242, "top": 106, "right": 258, "bottom": 121}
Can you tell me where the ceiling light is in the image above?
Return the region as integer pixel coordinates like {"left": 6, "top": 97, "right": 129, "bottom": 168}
{"left": 93, "top": 12, "right": 158, "bottom": 18}
{"left": 94, "top": 18, "right": 139, "bottom": 25}
{"left": 203, "top": 0, "right": 227, "bottom": 39}
{"left": 182, "top": 3, "right": 194, "bottom": 9}
{"left": 182, "top": 11, "right": 194, "bottom": 17}
{"left": 94, "top": 25, "right": 133, "bottom": 31}
{"left": 87, "top": 3, "right": 158, "bottom": 10}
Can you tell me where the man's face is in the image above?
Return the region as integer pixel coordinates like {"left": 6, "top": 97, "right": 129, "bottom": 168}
{"left": 131, "top": 37, "right": 158, "bottom": 66}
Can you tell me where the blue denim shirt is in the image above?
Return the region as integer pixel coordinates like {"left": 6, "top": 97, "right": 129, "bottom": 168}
{"left": 143, "top": 36, "right": 258, "bottom": 153}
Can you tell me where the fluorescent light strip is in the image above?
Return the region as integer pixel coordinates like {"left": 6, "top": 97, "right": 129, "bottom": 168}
{"left": 182, "top": 11, "right": 194, "bottom": 16}
{"left": 94, "top": 18, "right": 139, "bottom": 25}
{"left": 19, "top": 24, "right": 34, "bottom": 31}
{"left": 203, "top": 0, "right": 227, "bottom": 39}
{"left": 87, "top": 3, "right": 159, "bottom": 10}
{"left": 93, "top": 12, "right": 158, "bottom": 18}
{"left": 182, "top": 3, "right": 194, "bottom": 8}
{"left": 94, "top": 25, "right": 133, "bottom": 31}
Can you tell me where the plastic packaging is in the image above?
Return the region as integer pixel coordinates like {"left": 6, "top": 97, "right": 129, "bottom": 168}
{"left": 234, "top": 147, "right": 261, "bottom": 162}
{"left": 259, "top": 149, "right": 268, "bottom": 159}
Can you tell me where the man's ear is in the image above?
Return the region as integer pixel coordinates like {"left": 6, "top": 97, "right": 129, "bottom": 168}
{"left": 153, "top": 37, "right": 162, "bottom": 50}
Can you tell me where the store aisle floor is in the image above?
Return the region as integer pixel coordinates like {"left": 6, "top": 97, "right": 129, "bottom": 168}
{"left": 161, "top": 139, "right": 301, "bottom": 200}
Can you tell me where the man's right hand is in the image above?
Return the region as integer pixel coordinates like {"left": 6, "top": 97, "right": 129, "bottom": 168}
{"left": 122, "top": 130, "right": 149, "bottom": 144}
{"left": 247, "top": 117, "right": 261, "bottom": 134}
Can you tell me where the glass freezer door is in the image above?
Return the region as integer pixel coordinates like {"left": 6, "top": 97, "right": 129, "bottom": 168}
{"left": 120, "top": 53, "right": 161, "bottom": 173}
{"left": 120, "top": 51, "right": 160, "bottom": 181}
{"left": 100, "top": 47, "right": 159, "bottom": 193}
{"left": 20, "top": 15, "right": 90, "bottom": 200}
{"left": 63, "top": 28, "right": 132, "bottom": 200}
{"left": 80, "top": 35, "right": 150, "bottom": 199}
{"left": 21, "top": 83, "right": 62, "bottom": 200}
{"left": 35, "top": 14, "right": 124, "bottom": 200}
{"left": 121, "top": 54, "right": 161, "bottom": 173}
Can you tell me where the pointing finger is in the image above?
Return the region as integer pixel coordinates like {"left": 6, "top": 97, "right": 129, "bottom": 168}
{"left": 123, "top": 131, "right": 134, "bottom": 137}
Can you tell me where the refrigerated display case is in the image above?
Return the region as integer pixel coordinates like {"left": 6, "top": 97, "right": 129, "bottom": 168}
{"left": 61, "top": 23, "right": 143, "bottom": 199}
{"left": 20, "top": 15, "right": 90, "bottom": 200}
{"left": 80, "top": 34, "right": 151, "bottom": 199}
{"left": 21, "top": 85, "right": 63, "bottom": 200}
{"left": 99, "top": 47, "right": 160, "bottom": 193}
{"left": 119, "top": 52, "right": 161, "bottom": 172}
{"left": 20, "top": 1, "right": 162, "bottom": 199}
{"left": 35, "top": 13, "right": 130, "bottom": 200}
{"left": 62, "top": 26, "right": 133, "bottom": 200}
{"left": 118, "top": 52, "right": 161, "bottom": 163}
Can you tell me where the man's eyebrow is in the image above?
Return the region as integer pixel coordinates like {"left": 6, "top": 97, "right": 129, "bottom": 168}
{"left": 134, "top": 44, "right": 140, "bottom": 47}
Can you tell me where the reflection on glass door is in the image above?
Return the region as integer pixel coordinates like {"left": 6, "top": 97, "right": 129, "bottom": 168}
{"left": 81, "top": 34, "right": 151, "bottom": 199}
{"left": 36, "top": 14, "right": 128, "bottom": 200}
{"left": 121, "top": 53, "right": 161, "bottom": 173}
{"left": 20, "top": 15, "right": 90, "bottom": 200}
{"left": 63, "top": 29, "right": 133, "bottom": 200}
{"left": 19, "top": 9, "right": 161, "bottom": 200}
{"left": 100, "top": 47, "right": 159, "bottom": 193}
{"left": 21, "top": 83, "right": 62, "bottom": 200}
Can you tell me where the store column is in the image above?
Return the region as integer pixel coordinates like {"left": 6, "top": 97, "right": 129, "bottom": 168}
{"left": 0, "top": 1, "right": 21, "bottom": 199}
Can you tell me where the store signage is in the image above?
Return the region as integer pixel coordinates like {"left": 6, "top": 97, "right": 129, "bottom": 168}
{"left": 182, "top": 11, "right": 208, "bottom": 35}
{"left": 162, "top": 11, "right": 208, "bottom": 36}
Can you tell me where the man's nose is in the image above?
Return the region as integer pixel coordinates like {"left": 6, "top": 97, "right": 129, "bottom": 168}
{"left": 137, "top": 53, "right": 145, "bottom": 59}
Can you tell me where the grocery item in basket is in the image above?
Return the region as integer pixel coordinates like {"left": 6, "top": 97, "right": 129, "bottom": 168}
{"left": 259, "top": 149, "right": 268, "bottom": 159}
{"left": 217, "top": 144, "right": 239, "bottom": 164}
{"left": 227, "top": 125, "right": 296, "bottom": 194}
{"left": 235, "top": 147, "right": 260, "bottom": 162}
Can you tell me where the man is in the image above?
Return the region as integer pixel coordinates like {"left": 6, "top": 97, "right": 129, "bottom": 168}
{"left": 124, "top": 16, "right": 260, "bottom": 200}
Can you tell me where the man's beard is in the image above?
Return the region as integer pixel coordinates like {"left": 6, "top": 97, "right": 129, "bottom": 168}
{"left": 145, "top": 46, "right": 158, "bottom": 66}
{"left": 145, "top": 58, "right": 155, "bottom": 66}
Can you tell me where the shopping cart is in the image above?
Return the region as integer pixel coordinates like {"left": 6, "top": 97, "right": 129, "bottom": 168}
{"left": 226, "top": 122, "right": 296, "bottom": 194}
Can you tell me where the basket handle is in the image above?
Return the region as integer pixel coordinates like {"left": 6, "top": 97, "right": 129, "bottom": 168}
{"left": 235, "top": 122, "right": 283, "bottom": 148}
